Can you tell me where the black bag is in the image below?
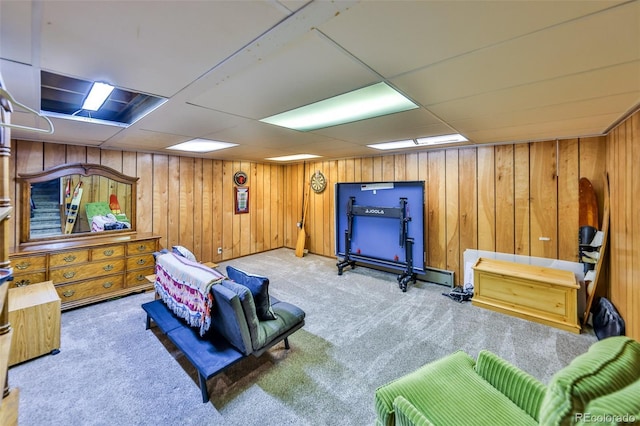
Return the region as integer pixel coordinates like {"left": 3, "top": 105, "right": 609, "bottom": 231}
{"left": 592, "top": 297, "right": 625, "bottom": 340}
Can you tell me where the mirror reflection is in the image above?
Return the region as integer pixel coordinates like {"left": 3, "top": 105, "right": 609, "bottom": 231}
{"left": 19, "top": 163, "right": 138, "bottom": 243}
{"left": 30, "top": 175, "right": 132, "bottom": 239}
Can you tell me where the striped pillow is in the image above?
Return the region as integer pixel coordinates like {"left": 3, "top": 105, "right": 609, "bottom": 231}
{"left": 581, "top": 380, "right": 640, "bottom": 425}
{"left": 540, "top": 337, "right": 640, "bottom": 425}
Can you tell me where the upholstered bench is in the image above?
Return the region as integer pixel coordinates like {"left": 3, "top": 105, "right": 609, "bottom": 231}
{"left": 144, "top": 255, "right": 305, "bottom": 403}
{"left": 143, "top": 299, "right": 245, "bottom": 403}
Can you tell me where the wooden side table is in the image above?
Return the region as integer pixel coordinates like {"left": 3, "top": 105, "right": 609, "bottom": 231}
{"left": 8, "top": 281, "right": 61, "bottom": 366}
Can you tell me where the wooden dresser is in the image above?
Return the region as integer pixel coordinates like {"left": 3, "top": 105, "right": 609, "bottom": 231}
{"left": 10, "top": 232, "right": 160, "bottom": 310}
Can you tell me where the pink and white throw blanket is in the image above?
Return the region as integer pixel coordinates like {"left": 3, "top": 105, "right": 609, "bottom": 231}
{"left": 154, "top": 252, "right": 225, "bottom": 336}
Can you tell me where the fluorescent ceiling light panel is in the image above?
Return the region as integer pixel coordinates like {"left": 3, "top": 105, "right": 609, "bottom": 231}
{"left": 166, "top": 139, "right": 238, "bottom": 153}
{"left": 260, "top": 82, "right": 418, "bottom": 131}
{"left": 367, "top": 139, "right": 416, "bottom": 150}
{"left": 265, "top": 154, "right": 321, "bottom": 162}
{"left": 82, "top": 82, "right": 115, "bottom": 111}
{"left": 416, "top": 134, "right": 468, "bottom": 145}
{"left": 368, "top": 134, "right": 468, "bottom": 150}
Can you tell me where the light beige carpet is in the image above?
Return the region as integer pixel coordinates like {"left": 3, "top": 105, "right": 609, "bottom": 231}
{"left": 10, "top": 248, "right": 597, "bottom": 425}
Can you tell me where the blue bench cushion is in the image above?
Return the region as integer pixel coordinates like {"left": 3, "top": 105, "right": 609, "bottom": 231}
{"left": 167, "top": 324, "right": 244, "bottom": 380}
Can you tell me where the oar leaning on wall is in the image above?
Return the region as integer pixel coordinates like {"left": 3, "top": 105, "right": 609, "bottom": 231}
{"left": 296, "top": 166, "right": 311, "bottom": 258}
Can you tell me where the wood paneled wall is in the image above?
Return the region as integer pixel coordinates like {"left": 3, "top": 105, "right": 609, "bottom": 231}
{"left": 12, "top": 129, "right": 638, "bottom": 340}
{"left": 606, "top": 109, "right": 640, "bottom": 341}
{"left": 283, "top": 137, "right": 607, "bottom": 288}
{"left": 9, "top": 141, "right": 284, "bottom": 263}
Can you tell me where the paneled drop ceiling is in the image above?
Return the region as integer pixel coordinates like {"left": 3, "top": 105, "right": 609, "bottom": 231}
{"left": 1, "top": 0, "right": 638, "bottom": 162}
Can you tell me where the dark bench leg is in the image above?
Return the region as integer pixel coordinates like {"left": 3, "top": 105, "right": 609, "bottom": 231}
{"left": 199, "top": 373, "right": 209, "bottom": 403}
{"left": 284, "top": 337, "right": 290, "bottom": 350}
{"left": 145, "top": 314, "right": 151, "bottom": 330}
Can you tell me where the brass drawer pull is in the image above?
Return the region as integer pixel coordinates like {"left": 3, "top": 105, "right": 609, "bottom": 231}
{"left": 137, "top": 244, "right": 146, "bottom": 252}
{"left": 15, "top": 261, "right": 31, "bottom": 270}
{"left": 136, "top": 258, "right": 146, "bottom": 265}
{"left": 103, "top": 264, "right": 114, "bottom": 272}
{"left": 63, "top": 271, "right": 76, "bottom": 279}
{"left": 103, "top": 281, "right": 113, "bottom": 288}
{"left": 103, "top": 249, "right": 114, "bottom": 256}
{"left": 63, "top": 255, "right": 76, "bottom": 263}
{"left": 136, "top": 274, "right": 145, "bottom": 281}
{"left": 15, "top": 279, "right": 30, "bottom": 287}
{"left": 62, "top": 289, "right": 75, "bottom": 298}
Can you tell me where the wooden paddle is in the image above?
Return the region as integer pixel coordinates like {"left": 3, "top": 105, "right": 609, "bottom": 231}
{"left": 295, "top": 181, "right": 310, "bottom": 257}
{"left": 579, "top": 177, "right": 599, "bottom": 229}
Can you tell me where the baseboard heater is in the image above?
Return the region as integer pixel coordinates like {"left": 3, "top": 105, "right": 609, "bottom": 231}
{"left": 347, "top": 260, "right": 454, "bottom": 288}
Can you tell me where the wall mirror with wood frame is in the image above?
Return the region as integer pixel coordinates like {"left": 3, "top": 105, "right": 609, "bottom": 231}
{"left": 18, "top": 163, "right": 138, "bottom": 243}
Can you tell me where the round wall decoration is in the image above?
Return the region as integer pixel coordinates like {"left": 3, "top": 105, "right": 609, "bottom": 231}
{"left": 310, "top": 170, "right": 327, "bottom": 194}
{"left": 233, "top": 171, "right": 248, "bottom": 186}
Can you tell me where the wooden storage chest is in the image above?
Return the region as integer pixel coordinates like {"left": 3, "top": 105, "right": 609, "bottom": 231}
{"left": 472, "top": 257, "right": 581, "bottom": 334}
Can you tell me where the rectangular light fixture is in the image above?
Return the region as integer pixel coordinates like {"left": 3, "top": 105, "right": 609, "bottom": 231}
{"left": 368, "top": 134, "right": 468, "bottom": 150}
{"left": 260, "top": 82, "right": 418, "bottom": 131}
{"left": 265, "top": 154, "right": 321, "bottom": 162}
{"left": 82, "top": 82, "right": 115, "bottom": 111}
{"left": 366, "top": 139, "right": 416, "bottom": 150}
{"left": 166, "top": 138, "right": 238, "bottom": 153}
{"left": 416, "top": 134, "right": 468, "bottom": 145}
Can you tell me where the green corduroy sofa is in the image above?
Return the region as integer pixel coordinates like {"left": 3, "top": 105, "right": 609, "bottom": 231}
{"left": 374, "top": 336, "right": 640, "bottom": 426}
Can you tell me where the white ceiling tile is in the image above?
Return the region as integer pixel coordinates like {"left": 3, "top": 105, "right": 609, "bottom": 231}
{"left": 312, "top": 108, "right": 452, "bottom": 145}
{"left": 39, "top": 1, "right": 288, "bottom": 97}
{"left": 0, "top": 0, "right": 32, "bottom": 65}
{"left": 319, "top": 0, "right": 626, "bottom": 77}
{"left": 428, "top": 62, "right": 640, "bottom": 121}
{"left": 135, "top": 102, "right": 246, "bottom": 138}
{"left": 188, "top": 30, "right": 379, "bottom": 119}
{"left": 451, "top": 93, "right": 638, "bottom": 144}
{"left": 394, "top": 2, "right": 639, "bottom": 105}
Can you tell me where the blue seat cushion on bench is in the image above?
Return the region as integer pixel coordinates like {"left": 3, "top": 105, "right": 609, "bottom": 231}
{"left": 221, "top": 280, "right": 305, "bottom": 353}
{"left": 167, "top": 325, "right": 244, "bottom": 380}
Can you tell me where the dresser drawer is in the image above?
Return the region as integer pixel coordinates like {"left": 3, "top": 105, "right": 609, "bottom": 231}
{"left": 126, "top": 253, "right": 154, "bottom": 270}
{"left": 127, "top": 240, "right": 156, "bottom": 255}
{"left": 91, "top": 245, "right": 125, "bottom": 261}
{"left": 11, "top": 272, "right": 47, "bottom": 289}
{"left": 50, "top": 259, "right": 125, "bottom": 284}
{"left": 126, "top": 266, "right": 155, "bottom": 287}
{"left": 50, "top": 249, "right": 89, "bottom": 267}
{"left": 11, "top": 255, "right": 46, "bottom": 273}
{"left": 56, "top": 275, "right": 125, "bottom": 303}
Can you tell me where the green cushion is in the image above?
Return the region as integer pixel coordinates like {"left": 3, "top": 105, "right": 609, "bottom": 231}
{"left": 374, "top": 351, "right": 538, "bottom": 426}
{"left": 475, "top": 350, "right": 547, "bottom": 421}
{"left": 85, "top": 201, "right": 129, "bottom": 224}
{"left": 393, "top": 396, "right": 434, "bottom": 426}
{"left": 85, "top": 201, "right": 111, "bottom": 222}
{"left": 579, "top": 380, "right": 640, "bottom": 425}
{"left": 540, "top": 336, "right": 640, "bottom": 425}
